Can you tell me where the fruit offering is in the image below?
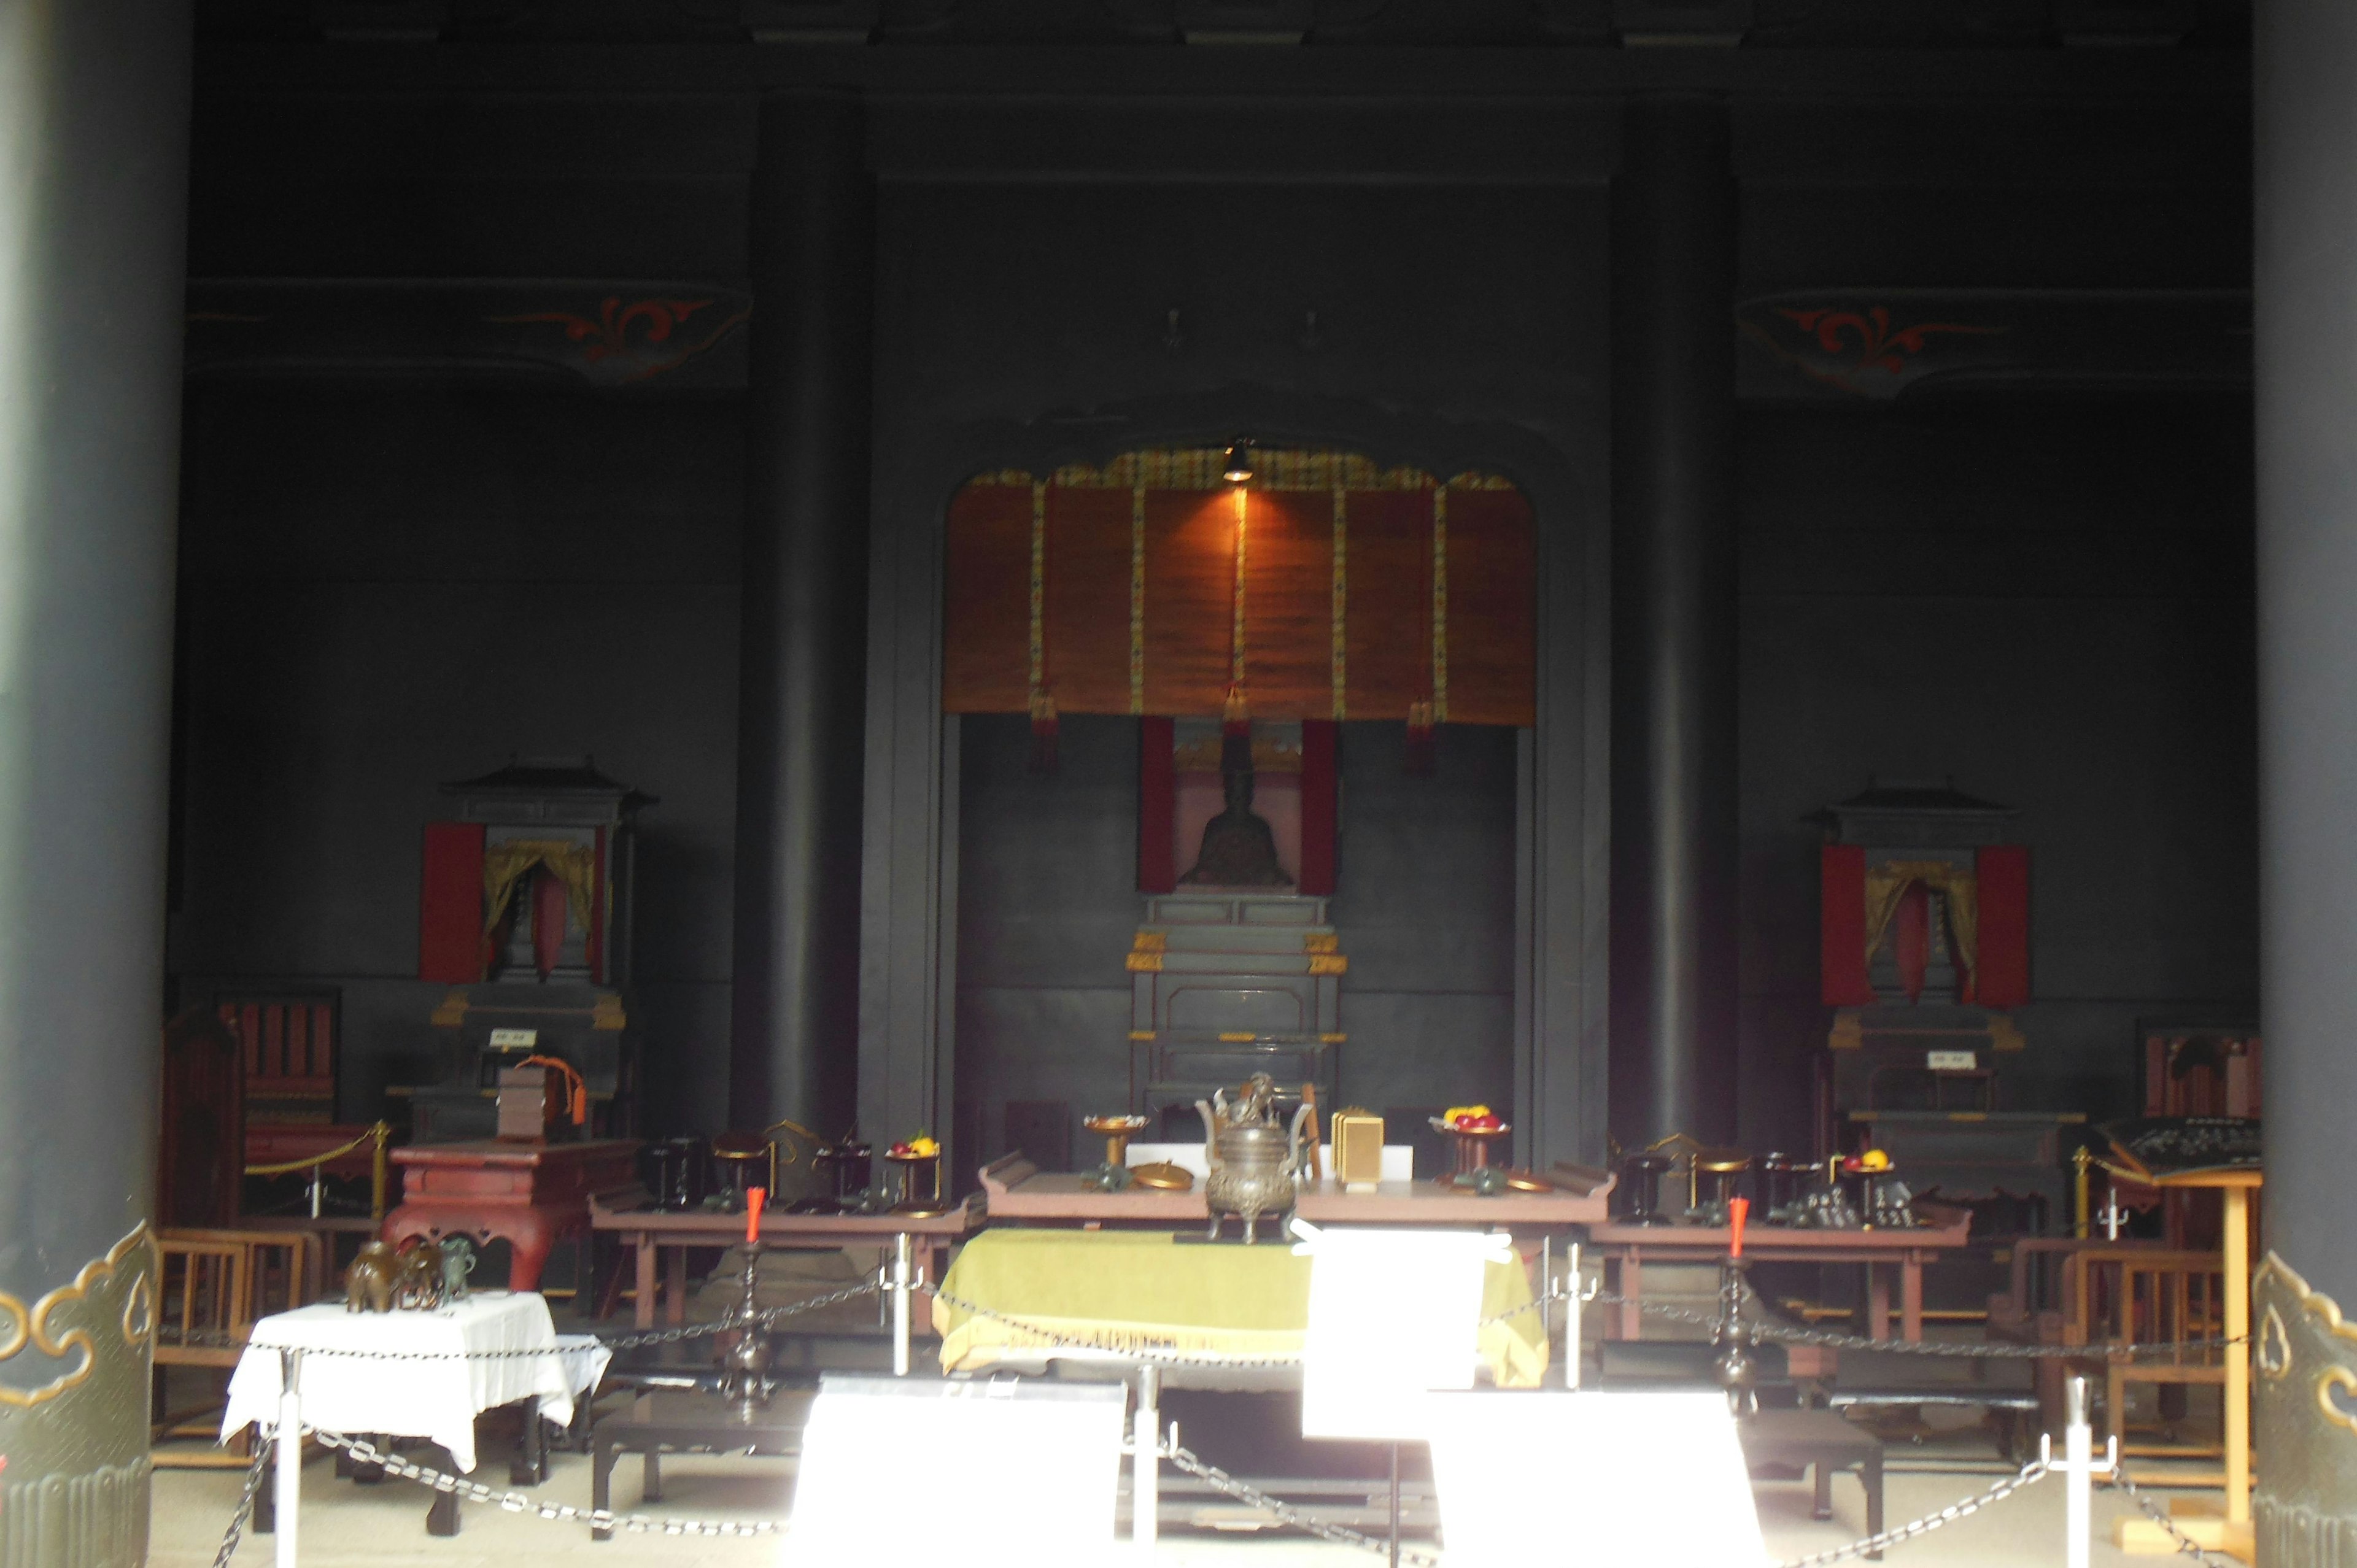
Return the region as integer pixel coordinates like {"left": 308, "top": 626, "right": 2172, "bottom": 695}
{"left": 1441, "top": 1105, "right": 1501, "bottom": 1130}
{"left": 888, "top": 1134, "right": 940, "bottom": 1159}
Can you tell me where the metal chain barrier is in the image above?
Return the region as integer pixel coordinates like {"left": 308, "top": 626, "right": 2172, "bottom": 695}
{"left": 2104, "top": 1471, "right": 2247, "bottom": 1568}
{"left": 1589, "top": 1283, "right": 2245, "bottom": 1361}
{"left": 303, "top": 1429, "right": 789, "bottom": 1537}
{"left": 1774, "top": 1456, "right": 2052, "bottom": 1568}
{"left": 1163, "top": 1442, "right": 1442, "bottom": 1566}
{"left": 209, "top": 1433, "right": 275, "bottom": 1568}
{"left": 158, "top": 1279, "right": 886, "bottom": 1361}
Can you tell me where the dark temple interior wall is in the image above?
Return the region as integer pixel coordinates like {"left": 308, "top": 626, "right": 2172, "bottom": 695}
{"left": 171, "top": 385, "right": 747, "bottom": 1135}
{"left": 1732, "top": 88, "right": 2257, "bottom": 1147}
{"left": 169, "top": 50, "right": 2256, "bottom": 1155}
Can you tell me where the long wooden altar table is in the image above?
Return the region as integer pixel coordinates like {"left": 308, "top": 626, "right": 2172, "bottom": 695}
{"left": 589, "top": 1189, "right": 985, "bottom": 1329}
{"left": 931, "top": 1227, "right": 1549, "bottom": 1386}
{"left": 978, "top": 1153, "right": 1613, "bottom": 1235}
{"left": 1590, "top": 1205, "right": 1973, "bottom": 1345}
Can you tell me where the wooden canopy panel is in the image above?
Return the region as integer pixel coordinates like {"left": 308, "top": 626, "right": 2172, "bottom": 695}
{"left": 941, "top": 449, "right": 1536, "bottom": 725}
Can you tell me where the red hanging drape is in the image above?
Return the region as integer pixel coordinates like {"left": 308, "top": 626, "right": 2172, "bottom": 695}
{"left": 1819, "top": 844, "right": 1875, "bottom": 1006}
{"left": 1975, "top": 845, "right": 2031, "bottom": 1008}
{"left": 419, "top": 822, "right": 487, "bottom": 983}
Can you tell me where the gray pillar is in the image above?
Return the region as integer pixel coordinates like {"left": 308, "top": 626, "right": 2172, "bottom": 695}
{"left": 2254, "top": 3, "right": 2357, "bottom": 1557}
{"left": 730, "top": 92, "right": 873, "bottom": 1139}
{"left": 1608, "top": 95, "right": 1740, "bottom": 1151}
{"left": 0, "top": 1, "right": 188, "bottom": 1561}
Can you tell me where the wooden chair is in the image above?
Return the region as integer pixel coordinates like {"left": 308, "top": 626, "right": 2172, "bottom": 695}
{"left": 2064, "top": 1248, "right": 2229, "bottom": 1466}
{"left": 1987, "top": 1236, "right": 2165, "bottom": 1430}
{"left": 152, "top": 1228, "right": 318, "bottom": 1469}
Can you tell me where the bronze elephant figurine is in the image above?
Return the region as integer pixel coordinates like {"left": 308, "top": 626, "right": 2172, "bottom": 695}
{"left": 344, "top": 1240, "right": 398, "bottom": 1313}
{"left": 393, "top": 1237, "right": 446, "bottom": 1310}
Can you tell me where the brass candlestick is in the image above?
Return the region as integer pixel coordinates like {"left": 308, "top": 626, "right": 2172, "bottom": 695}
{"left": 1082, "top": 1114, "right": 1148, "bottom": 1192}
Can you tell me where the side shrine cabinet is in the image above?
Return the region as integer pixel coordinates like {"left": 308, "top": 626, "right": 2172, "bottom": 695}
{"left": 406, "top": 759, "right": 654, "bottom": 1141}
{"left": 1126, "top": 893, "right": 1344, "bottom": 1130}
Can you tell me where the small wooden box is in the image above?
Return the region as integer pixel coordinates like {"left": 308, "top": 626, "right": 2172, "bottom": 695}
{"left": 496, "top": 1065, "right": 559, "bottom": 1141}
{"left": 1331, "top": 1110, "right": 1385, "bottom": 1190}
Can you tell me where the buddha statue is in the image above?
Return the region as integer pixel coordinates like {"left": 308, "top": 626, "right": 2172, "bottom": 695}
{"left": 1179, "top": 765, "right": 1294, "bottom": 888}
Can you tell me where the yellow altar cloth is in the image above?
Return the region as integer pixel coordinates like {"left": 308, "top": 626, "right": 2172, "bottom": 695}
{"left": 932, "top": 1229, "right": 1549, "bottom": 1386}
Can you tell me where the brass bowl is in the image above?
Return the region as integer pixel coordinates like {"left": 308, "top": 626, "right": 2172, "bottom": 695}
{"left": 1503, "top": 1169, "right": 1555, "bottom": 1194}
{"left": 1129, "top": 1162, "right": 1194, "bottom": 1191}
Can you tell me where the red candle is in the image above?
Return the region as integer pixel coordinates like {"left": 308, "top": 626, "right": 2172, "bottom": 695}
{"left": 746, "top": 1186, "right": 767, "bottom": 1245}
{"left": 1728, "top": 1195, "right": 1749, "bottom": 1259}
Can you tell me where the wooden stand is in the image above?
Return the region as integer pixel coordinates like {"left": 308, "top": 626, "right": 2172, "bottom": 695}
{"left": 2111, "top": 1167, "right": 2259, "bottom": 1563}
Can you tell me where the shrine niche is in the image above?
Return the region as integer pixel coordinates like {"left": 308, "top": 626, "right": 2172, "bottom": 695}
{"left": 1814, "top": 781, "right": 2031, "bottom": 1119}
{"left": 407, "top": 759, "right": 654, "bottom": 1141}
{"left": 943, "top": 446, "right": 1539, "bottom": 1136}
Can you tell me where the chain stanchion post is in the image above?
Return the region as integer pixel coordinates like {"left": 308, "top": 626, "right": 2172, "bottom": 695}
{"left": 2040, "top": 1373, "right": 2117, "bottom": 1568}
{"left": 1565, "top": 1243, "right": 1583, "bottom": 1390}
{"left": 274, "top": 1348, "right": 303, "bottom": 1568}
{"left": 1133, "top": 1361, "right": 1160, "bottom": 1553}
{"left": 892, "top": 1232, "right": 913, "bottom": 1377}
{"left": 2066, "top": 1374, "right": 2092, "bottom": 1568}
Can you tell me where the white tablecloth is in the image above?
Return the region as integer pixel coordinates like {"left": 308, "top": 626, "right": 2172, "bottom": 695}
{"left": 222, "top": 1292, "right": 576, "bottom": 1473}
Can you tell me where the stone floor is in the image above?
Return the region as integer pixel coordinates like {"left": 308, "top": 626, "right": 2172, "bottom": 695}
{"left": 148, "top": 1427, "right": 2221, "bottom": 1566}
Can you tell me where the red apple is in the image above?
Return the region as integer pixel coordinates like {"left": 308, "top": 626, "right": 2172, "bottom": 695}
{"left": 1468, "top": 1113, "right": 1502, "bottom": 1131}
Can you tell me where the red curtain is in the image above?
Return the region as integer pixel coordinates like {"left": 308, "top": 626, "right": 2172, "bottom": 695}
{"left": 1975, "top": 845, "right": 2031, "bottom": 1008}
{"left": 1819, "top": 845, "right": 1875, "bottom": 1006}
{"left": 419, "top": 823, "right": 487, "bottom": 983}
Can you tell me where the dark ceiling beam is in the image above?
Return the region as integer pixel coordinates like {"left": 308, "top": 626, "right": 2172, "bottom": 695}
{"left": 191, "top": 41, "right": 2250, "bottom": 101}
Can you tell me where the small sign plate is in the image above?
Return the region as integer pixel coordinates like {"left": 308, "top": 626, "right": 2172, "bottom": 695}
{"left": 1925, "top": 1049, "right": 1978, "bottom": 1072}
{"left": 489, "top": 1027, "right": 539, "bottom": 1050}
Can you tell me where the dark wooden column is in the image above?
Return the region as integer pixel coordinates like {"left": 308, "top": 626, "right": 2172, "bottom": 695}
{"left": 0, "top": 1, "right": 188, "bottom": 1559}
{"left": 2255, "top": 2, "right": 2357, "bottom": 1556}
{"left": 730, "top": 93, "right": 873, "bottom": 1138}
{"left": 1607, "top": 95, "right": 1740, "bottom": 1151}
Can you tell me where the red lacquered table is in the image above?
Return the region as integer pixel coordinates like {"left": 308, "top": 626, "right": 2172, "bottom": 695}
{"left": 384, "top": 1138, "right": 641, "bottom": 1291}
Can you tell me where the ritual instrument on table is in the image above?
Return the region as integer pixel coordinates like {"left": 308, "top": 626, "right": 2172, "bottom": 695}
{"left": 1432, "top": 1106, "right": 1511, "bottom": 1189}
{"left": 885, "top": 1135, "right": 945, "bottom": 1216}
{"left": 1129, "top": 1160, "right": 1194, "bottom": 1191}
{"left": 644, "top": 1135, "right": 711, "bottom": 1211}
{"left": 1840, "top": 1148, "right": 1922, "bottom": 1228}
{"left": 1617, "top": 1151, "right": 1677, "bottom": 1226}
{"left": 810, "top": 1138, "right": 874, "bottom": 1210}
{"left": 1711, "top": 1197, "right": 1759, "bottom": 1415}
{"left": 1689, "top": 1148, "right": 1750, "bottom": 1226}
{"left": 1330, "top": 1108, "right": 1385, "bottom": 1191}
{"left": 1082, "top": 1114, "right": 1149, "bottom": 1192}
{"left": 710, "top": 1131, "right": 771, "bottom": 1208}
{"left": 439, "top": 1235, "right": 477, "bottom": 1302}
{"left": 717, "top": 1188, "right": 773, "bottom": 1411}
{"left": 1199, "top": 1072, "right": 1315, "bottom": 1243}
{"left": 1755, "top": 1151, "right": 1805, "bottom": 1218}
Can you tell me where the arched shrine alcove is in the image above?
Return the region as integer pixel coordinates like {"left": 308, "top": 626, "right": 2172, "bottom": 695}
{"left": 939, "top": 446, "right": 1537, "bottom": 1174}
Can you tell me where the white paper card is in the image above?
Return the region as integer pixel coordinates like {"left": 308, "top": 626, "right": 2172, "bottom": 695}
{"left": 1426, "top": 1390, "right": 1769, "bottom": 1568}
{"left": 1298, "top": 1227, "right": 1504, "bottom": 1440}
{"left": 791, "top": 1376, "right": 1126, "bottom": 1567}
